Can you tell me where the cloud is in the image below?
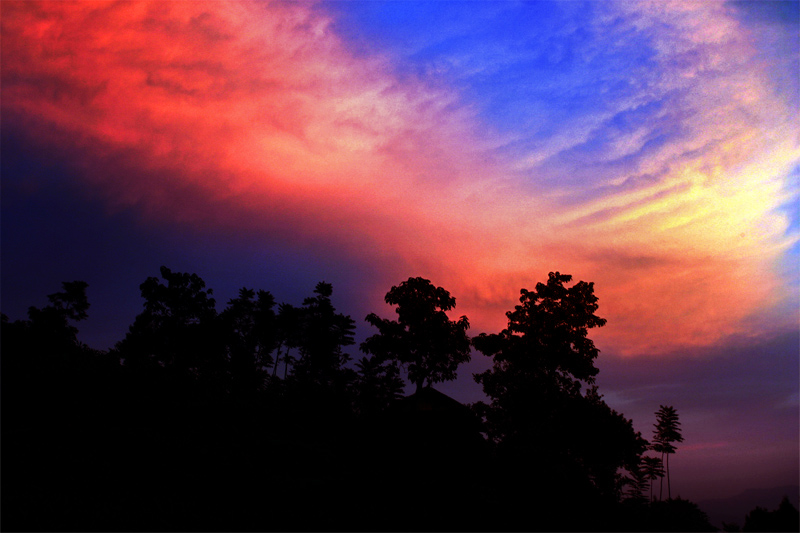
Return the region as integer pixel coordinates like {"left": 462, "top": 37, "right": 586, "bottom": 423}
{"left": 2, "top": 0, "right": 797, "bottom": 357}
{"left": 505, "top": 1, "right": 799, "bottom": 353}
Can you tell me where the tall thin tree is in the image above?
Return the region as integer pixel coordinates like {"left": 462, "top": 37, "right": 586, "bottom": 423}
{"left": 652, "top": 405, "right": 683, "bottom": 500}
{"left": 641, "top": 455, "right": 665, "bottom": 503}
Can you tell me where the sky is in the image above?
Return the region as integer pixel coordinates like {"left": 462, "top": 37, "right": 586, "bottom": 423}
{"left": 2, "top": 0, "right": 798, "bottom": 503}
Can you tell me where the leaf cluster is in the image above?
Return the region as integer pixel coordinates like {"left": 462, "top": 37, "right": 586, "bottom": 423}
{"left": 361, "top": 277, "right": 470, "bottom": 391}
{"left": 652, "top": 404, "right": 684, "bottom": 454}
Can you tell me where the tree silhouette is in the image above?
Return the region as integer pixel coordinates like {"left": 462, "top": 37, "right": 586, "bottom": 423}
{"left": 652, "top": 405, "right": 683, "bottom": 500}
{"left": 473, "top": 272, "right": 608, "bottom": 443}
{"left": 115, "top": 266, "right": 223, "bottom": 385}
{"left": 648, "top": 497, "right": 716, "bottom": 531}
{"left": 291, "top": 281, "right": 356, "bottom": 388}
{"left": 474, "top": 272, "right": 607, "bottom": 394}
{"left": 641, "top": 455, "right": 665, "bottom": 503}
{"left": 273, "top": 302, "right": 302, "bottom": 379}
{"left": 46, "top": 280, "right": 90, "bottom": 321}
{"left": 1, "top": 282, "right": 136, "bottom": 531}
{"left": 743, "top": 496, "right": 800, "bottom": 532}
{"left": 220, "top": 287, "right": 278, "bottom": 395}
{"left": 361, "top": 277, "right": 470, "bottom": 394}
{"left": 351, "top": 355, "right": 404, "bottom": 417}
{"left": 472, "top": 272, "right": 645, "bottom": 519}
{"left": 579, "top": 386, "right": 649, "bottom": 498}
{"left": 2, "top": 268, "right": 719, "bottom": 531}
{"left": 1, "top": 280, "right": 96, "bottom": 424}
{"left": 23, "top": 281, "right": 92, "bottom": 355}
{"left": 624, "top": 462, "right": 649, "bottom": 503}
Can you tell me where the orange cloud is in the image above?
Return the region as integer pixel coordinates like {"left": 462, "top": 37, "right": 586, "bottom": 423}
{"left": 2, "top": 1, "right": 796, "bottom": 357}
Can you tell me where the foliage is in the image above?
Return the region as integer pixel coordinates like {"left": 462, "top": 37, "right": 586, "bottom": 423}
{"left": 472, "top": 272, "right": 608, "bottom": 443}
{"left": 743, "top": 496, "right": 800, "bottom": 532}
{"left": 219, "top": 287, "right": 279, "bottom": 394}
{"left": 641, "top": 455, "right": 665, "bottom": 502}
{"left": 652, "top": 404, "right": 684, "bottom": 499}
{"left": 473, "top": 272, "right": 606, "bottom": 396}
{"left": 272, "top": 302, "right": 302, "bottom": 378}
{"left": 623, "top": 463, "right": 650, "bottom": 503}
{"left": 647, "top": 498, "right": 716, "bottom": 531}
{"left": 472, "top": 272, "right": 645, "bottom": 504}
{"left": 46, "top": 280, "right": 90, "bottom": 321}
{"left": 361, "top": 276, "right": 470, "bottom": 393}
{"left": 116, "top": 266, "right": 221, "bottom": 381}
{"left": 291, "top": 281, "right": 356, "bottom": 387}
{"left": 1, "top": 281, "right": 99, "bottom": 414}
{"left": 653, "top": 405, "right": 684, "bottom": 455}
{"left": 623, "top": 454, "right": 665, "bottom": 504}
{"left": 351, "top": 355, "right": 404, "bottom": 417}
{"left": 11, "top": 280, "right": 93, "bottom": 357}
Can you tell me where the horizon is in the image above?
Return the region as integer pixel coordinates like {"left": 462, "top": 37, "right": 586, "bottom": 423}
{"left": 2, "top": 0, "right": 798, "bottom": 507}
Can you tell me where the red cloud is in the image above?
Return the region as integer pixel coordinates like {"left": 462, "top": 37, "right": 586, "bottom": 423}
{"left": 3, "top": 1, "right": 796, "bottom": 357}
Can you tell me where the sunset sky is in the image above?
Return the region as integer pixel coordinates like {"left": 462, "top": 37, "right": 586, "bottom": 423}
{"left": 2, "top": 0, "right": 798, "bottom": 503}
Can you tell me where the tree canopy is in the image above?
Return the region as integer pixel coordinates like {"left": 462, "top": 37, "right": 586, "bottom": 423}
{"left": 473, "top": 271, "right": 606, "bottom": 395}
{"left": 472, "top": 272, "right": 645, "bottom": 511}
{"left": 361, "top": 276, "right": 471, "bottom": 393}
{"left": 291, "top": 281, "right": 356, "bottom": 387}
{"left": 115, "top": 266, "right": 222, "bottom": 382}
{"left": 220, "top": 287, "right": 279, "bottom": 395}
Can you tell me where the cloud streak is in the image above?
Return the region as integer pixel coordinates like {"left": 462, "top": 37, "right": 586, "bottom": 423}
{"left": 2, "top": 0, "right": 797, "bottom": 357}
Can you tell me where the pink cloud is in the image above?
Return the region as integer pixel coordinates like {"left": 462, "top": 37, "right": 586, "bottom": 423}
{"left": 2, "top": 1, "right": 796, "bottom": 357}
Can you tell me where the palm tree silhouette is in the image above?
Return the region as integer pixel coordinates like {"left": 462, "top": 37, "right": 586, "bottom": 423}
{"left": 641, "top": 455, "right": 665, "bottom": 502}
{"left": 652, "top": 405, "right": 683, "bottom": 500}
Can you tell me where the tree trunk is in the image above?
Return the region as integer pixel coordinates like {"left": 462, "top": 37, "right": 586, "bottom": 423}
{"left": 659, "top": 452, "right": 665, "bottom": 501}
{"left": 666, "top": 453, "right": 671, "bottom": 500}
{"left": 272, "top": 344, "right": 282, "bottom": 377}
{"left": 415, "top": 353, "right": 424, "bottom": 395}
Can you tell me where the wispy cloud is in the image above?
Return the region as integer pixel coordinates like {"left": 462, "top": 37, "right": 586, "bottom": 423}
{"left": 2, "top": 0, "right": 796, "bottom": 357}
